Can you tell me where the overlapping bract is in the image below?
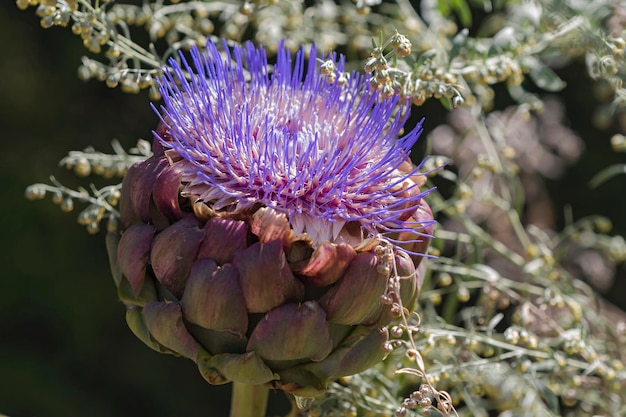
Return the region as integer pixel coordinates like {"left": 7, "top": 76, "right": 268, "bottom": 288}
{"left": 107, "top": 40, "right": 434, "bottom": 397}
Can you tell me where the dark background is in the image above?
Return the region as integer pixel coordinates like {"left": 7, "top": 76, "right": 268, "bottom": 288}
{"left": 1, "top": 3, "right": 625, "bottom": 417}
{"left": 0, "top": 5, "right": 239, "bottom": 417}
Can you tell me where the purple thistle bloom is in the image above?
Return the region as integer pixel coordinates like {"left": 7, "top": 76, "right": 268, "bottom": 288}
{"left": 155, "top": 40, "right": 432, "bottom": 247}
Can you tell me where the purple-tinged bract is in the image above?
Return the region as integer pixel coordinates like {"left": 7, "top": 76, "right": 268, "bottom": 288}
{"left": 155, "top": 40, "right": 431, "bottom": 246}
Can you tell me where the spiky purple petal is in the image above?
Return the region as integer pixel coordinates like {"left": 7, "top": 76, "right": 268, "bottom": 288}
{"left": 155, "top": 40, "right": 431, "bottom": 246}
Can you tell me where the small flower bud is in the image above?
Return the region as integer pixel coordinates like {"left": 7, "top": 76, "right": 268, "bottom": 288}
{"left": 86, "top": 222, "right": 100, "bottom": 234}
{"left": 16, "top": 0, "right": 30, "bottom": 10}
{"left": 36, "top": 4, "right": 54, "bottom": 17}
{"left": 411, "top": 94, "right": 426, "bottom": 106}
{"left": 149, "top": 86, "right": 162, "bottom": 101}
{"left": 239, "top": 1, "right": 253, "bottom": 16}
{"left": 106, "top": 45, "right": 121, "bottom": 59}
{"left": 77, "top": 209, "right": 91, "bottom": 225}
{"left": 60, "top": 198, "right": 74, "bottom": 212}
{"left": 83, "top": 37, "right": 102, "bottom": 54}
{"left": 121, "top": 78, "right": 141, "bottom": 94}
{"left": 197, "top": 18, "right": 214, "bottom": 35}
{"left": 434, "top": 84, "right": 446, "bottom": 99}
{"left": 395, "top": 406, "right": 407, "bottom": 417}
{"left": 611, "top": 134, "right": 626, "bottom": 152}
{"left": 375, "top": 69, "right": 389, "bottom": 84}
{"left": 380, "top": 83, "right": 395, "bottom": 99}
{"left": 137, "top": 74, "right": 154, "bottom": 89}
{"left": 380, "top": 293, "right": 394, "bottom": 305}
{"left": 613, "top": 37, "right": 626, "bottom": 49}
{"left": 457, "top": 286, "right": 470, "bottom": 302}
{"left": 391, "top": 33, "right": 412, "bottom": 58}
{"left": 51, "top": 190, "right": 63, "bottom": 204}
{"left": 394, "top": 42, "right": 412, "bottom": 58}
{"left": 390, "top": 303, "right": 402, "bottom": 317}
{"left": 77, "top": 65, "right": 92, "bottom": 81}
{"left": 364, "top": 57, "right": 376, "bottom": 73}
{"left": 438, "top": 273, "right": 452, "bottom": 287}
{"left": 74, "top": 158, "right": 91, "bottom": 177}
{"left": 107, "top": 189, "right": 121, "bottom": 206}
{"left": 116, "top": 161, "right": 128, "bottom": 176}
{"left": 53, "top": 11, "right": 70, "bottom": 27}
{"left": 106, "top": 72, "right": 120, "bottom": 88}
{"left": 504, "top": 327, "right": 519, "bottom": 344}
{"left": 107, "top": 216, "right": 119, "bottom": 232}
{"left": 594, "top": 217, "right": 612, "bottom": 233}
{"left": 40, "top": 15, "right": 54, "bottom": 29}
{"left": 390, "top": 325, "right": 403, "bottom": 338}
{"left": 320, "top": 60, "right": 336, "bottom": 75}
{"left": 104, "top": 165, "right": 117, "bottom": 178}
{"left": 25, "top": 185, "right": 46, "bottom": 200}
{"left": 402, "top": 398, "right": 417, "bottom": 409}
{"left": 429, "top": 292, "right": 442, "bottom": 305}
{"left": 375, "top": 56, "right": 388, "bottom": 71}
{"left": 377, "top": 263, "right": 391, "bottom": 275}
{"left": 419, "top": 396, "right": 432, "bottom": 408}
{"left": 355, "top": 5, "right": 370, "bottom": 15}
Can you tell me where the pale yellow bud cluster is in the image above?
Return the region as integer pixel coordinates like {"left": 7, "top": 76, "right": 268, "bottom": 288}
{"left": 25, "top": 179, "right": 121, "bottom": 235}
{"left": 317, "top": 56, "right": 351, "bottom": 87}
{"left": 390, "top": 32, "right": 411, "bottom": 58}
{"left": 78, "top": 56, "right": 161, "bottom": 99}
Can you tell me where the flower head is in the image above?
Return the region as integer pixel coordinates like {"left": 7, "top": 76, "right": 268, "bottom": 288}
{"left": 155, "top": 40, "right": 431, "bottom": 247}
{"left": 112, "top": 40, "right": 435, "bottom": 395}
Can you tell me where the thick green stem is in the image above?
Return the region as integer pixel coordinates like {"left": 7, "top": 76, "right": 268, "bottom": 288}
{"left": 230, "top": 382, "right": 269, "bottom": 417}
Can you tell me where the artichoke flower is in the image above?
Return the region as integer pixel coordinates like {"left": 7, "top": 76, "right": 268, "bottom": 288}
{"left": 106, "top": 40, "right": 434, "bottom": 400}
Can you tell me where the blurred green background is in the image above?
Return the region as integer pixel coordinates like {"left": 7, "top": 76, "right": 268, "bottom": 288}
{"left": 1, "top": 2, "right": 625, "bottom": 417}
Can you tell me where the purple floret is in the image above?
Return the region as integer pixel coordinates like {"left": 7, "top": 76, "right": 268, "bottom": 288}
{"left": 154, "top": 39, "right": 432, "bottom": 246}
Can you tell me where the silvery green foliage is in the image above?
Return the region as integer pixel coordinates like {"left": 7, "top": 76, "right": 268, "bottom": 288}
{"left": 21, "top": 0, "right": 626, "bottom": 416}
{"left": 17, "top": 0, "right": 626, "bottom": 111}
{"left": 25, "top": 139, "right": 152, "bottom": 234}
